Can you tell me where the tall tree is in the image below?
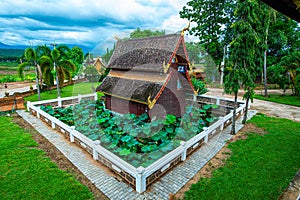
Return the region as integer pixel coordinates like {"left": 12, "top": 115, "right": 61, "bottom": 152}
{"left": 258, "top": 5, "right": 277, "bottom": 97}
{"left": 180, "top": 0, "right": 236, "bottom": 66}
{"left": 280, "top": 51, "right": 300, "bottom": 96}
{"left": 68, "top": 46, "right": 84, "bottom": 76}
{"left": 267, "top": 13, "right": 300, "bottom": 66}
{"left": 225, "top": 0, "right": 261, "bottom": 133}
{"left": 39, "top": 45, "right": 75, "bottom": 97}
{"left": 18, "top": 47, "right": 43, "bottom": 100}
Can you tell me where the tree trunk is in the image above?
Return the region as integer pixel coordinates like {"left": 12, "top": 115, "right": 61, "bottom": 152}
{"left": 242, "top": 94, "right": 250, "bottom": 124}
{"left": 231, "top": 91, "right": 238, "bottom": 135}
{"left": 263, "top": 28, "right": 268, "bottom": 97}
{"left": 55, "top": 63, "right": 60, "bottom": 98}
{"left": 220, "top": 45, "right": 226, "bottom": 86}
{"left": 35, "top": 66, "right": 41, "bottom": 101}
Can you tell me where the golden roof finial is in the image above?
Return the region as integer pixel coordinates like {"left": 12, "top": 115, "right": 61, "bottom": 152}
{"left": 147, "top": 95, "right": 157, "bottom": 109}
{"left": 181, "top": 21, "right": 190, "bottom": 36}
{"left": 114, "top": 35, "right": 119, "bottom": 41}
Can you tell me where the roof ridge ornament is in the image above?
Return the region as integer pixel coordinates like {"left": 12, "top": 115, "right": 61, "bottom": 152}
{"left": 147, "top": 96, "right": 157, "bottom": 109}
{"left": 181, "top": 21, "right": 190, "bottom": 36}
{"left": 114, "top": 35, "right": 119, "bottom": 41}
{"left": 163, "top": 59, "right": 170, "bottom": 74}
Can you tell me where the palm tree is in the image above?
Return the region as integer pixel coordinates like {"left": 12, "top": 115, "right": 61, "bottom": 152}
{"left": 39, "top": 45, "right": 75, "bottom": 98}
{"left": 280, "top": 51, "right": 300, "bottom": 96}
{"left": 18, "top": 47, "right": 43, "bottom": 100}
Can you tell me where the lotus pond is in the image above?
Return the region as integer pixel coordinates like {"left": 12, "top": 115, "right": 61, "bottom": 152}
{"left": 40, "top": 99, "right": 219, "bottom": 167}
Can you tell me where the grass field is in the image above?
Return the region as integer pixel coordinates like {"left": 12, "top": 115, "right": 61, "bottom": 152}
{"left": 24, "top": 82, "right": 100, "bottom": 102}
{"left": 255, "top": 94, "right": 300, "bottom": 107}
{"left": 0, "top": 116, "right": 94, "bottom": 200}
{"left": 0, "top": 61, "right": 19, "bottom": 68}
{"left": 184, "top": 114, "right": 300, "bottom": 199}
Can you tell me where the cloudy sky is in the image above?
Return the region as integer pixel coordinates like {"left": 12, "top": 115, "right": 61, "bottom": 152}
{"left": 0, "top": 0, "right": 194, "bottom": 54}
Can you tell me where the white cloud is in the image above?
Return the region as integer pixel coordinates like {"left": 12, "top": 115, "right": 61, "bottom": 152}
{"left": 0, "top": 0, "right": 192, "bottom": 52}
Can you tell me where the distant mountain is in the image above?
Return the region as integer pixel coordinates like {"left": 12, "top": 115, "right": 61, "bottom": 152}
{"left": 0, "top": 42, "right": 90, "bottom": 54}
{"left": 0, "top": 42, "right": 27, "bottom": 49}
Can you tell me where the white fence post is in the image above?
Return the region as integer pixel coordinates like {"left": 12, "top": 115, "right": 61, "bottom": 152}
{"left": 27, "top": 101, "right": 31, "bottom": 111}
{"left": 94, "top": 92, "right": 97, "bottom": 101}
{"left": 93, "top": 140, "right": 100, "bottom": 160}
{"left": 36, "top": 107, "right": 40, "bottom": 119}
{"left": 180, "top": 141, "right": 187, "bottom": 161}
{"left": 220, "top": 117, "right": 224, "bottom": 131}
{"left": 203, "top": 127, "right": 208, "bottom": 143}
{"left": 193, "top": 94, "right": 197, "bottom": 101}
{"left": 136, "top": 167, "right": 146, "bottom": 193}
{"left": 58, "top": 97, "right": 62, "bottom": 107}
{"left": 51, "top": 119, "right": 55, "bottom": 129}
{"left": 78, "top": 94, "right": 82, "bottom": 103}
{"left": 70, "top": 126, "right": 75, "bottom": 143}
{"left": 216, "top": 96, "right": 220, "bottom": 105}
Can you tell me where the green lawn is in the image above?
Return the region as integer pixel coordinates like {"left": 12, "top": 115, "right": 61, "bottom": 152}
{"left": 255, "top": 94, "right": 300, "bottom": 107}
{"left": 184, "top": 114, "right": 300, "bottom": 200}
{"left": 24, "top": 82, "right": 100, "bottom": 102}
{"left": 0, "top": 116, "right": 94, "bottom": 200}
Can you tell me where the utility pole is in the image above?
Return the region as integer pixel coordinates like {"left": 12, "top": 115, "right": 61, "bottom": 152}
{"left": 50, "top": 43, "right": 60, "bottom": 98}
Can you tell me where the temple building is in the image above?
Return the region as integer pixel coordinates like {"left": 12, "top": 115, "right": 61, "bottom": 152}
{"left": 96, "top": 31, "right": 196, "bottom": 119}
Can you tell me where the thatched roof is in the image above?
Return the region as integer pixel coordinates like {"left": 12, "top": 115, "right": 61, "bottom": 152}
{"left": 108, "top": 34, "right": 184, "bottom": 72}
{"left": 97, "top": 33, "right": 195, "bottom": 105}
{"left": 96, "top": 71, "right": 167, "bottom": 104}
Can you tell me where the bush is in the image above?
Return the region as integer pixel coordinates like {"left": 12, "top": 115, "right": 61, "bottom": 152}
{"left": 191, "top": 77, "right": 209, "bottom": 94}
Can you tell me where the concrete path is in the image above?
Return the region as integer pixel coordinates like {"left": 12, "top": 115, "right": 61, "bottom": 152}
{"left": 17, "top": 109, "right": 256, "bottom": 200}
{"left": 207, "top": 88, "right": 300, "bottom": 122}
{"left": 0, "top": 82, "right": 35, "bottom": 98}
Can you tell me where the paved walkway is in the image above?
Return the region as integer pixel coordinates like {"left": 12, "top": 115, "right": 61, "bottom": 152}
{"left": 17, "top": 109, "right": 256, "bottom": 200}
{"left": 0, "top": 82, "right": 36, "bottom": 98}
{"left": 207, "top": 88, "right": 300, "bottom": 122}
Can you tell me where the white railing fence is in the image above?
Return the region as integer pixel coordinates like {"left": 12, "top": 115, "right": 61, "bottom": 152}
{"left": 27, "top": 93, "right": 247, "bottom": 193}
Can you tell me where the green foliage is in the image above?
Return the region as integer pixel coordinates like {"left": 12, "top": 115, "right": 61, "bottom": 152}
{"left": 279, "top": 51, "right": 300, "bottom": 96}
{"left": 0, "top": 61, "right": 19, "bottom": 68}
{"left": 84, "top": 65, "right": 99, "bottom": 82}
{"left": 0, "top": 75, "right": 17, "bottom": 83}
{"left": 267, "top": 13, "right": 300, "bottom": 66}
{"left": 0, "top": 49, "right": 24, "bottom": 62}
{"left": 186, "top": 42, "right": 205, "bottom": 64}
{"left": 41, "top": 99, "right": 219, "bottom": 167}
{"left": 102, "top": 46, "right": 114, "bottom": 64}
{"left": 267, "top": 64, "right": 289, "bottom": 94}
{"left": 184, "top": 114, "right": 300, "bottom": 199}
{"left": 180, "top": 0, "right": 235, "bottom": 65}
{"left": 24, "top": 82, "right": 96, "bottom": 102}
{"left": 40, "top": 45, "right": 75, "bottom": 87}
{"left": 129, "top": 28, "right": 165, "bottom": 39}
{"left": 68, "top": 46, "right": 84, "bottom": 76}
{"left": 191, "top": 77, "right": 208, "bottom": 94}
{"left": 0, "top": 117, "right": 94, "bottom": 200}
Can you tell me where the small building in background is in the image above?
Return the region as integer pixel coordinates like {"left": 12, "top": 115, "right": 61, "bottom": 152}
{"left": 189, "top": 64, "right": 206, "bottom": 81}
{"left": 96, "top": 33, "right": 196, "bottom": 119}
{"left": 93, "top": 57, "right": 106, "bottom": 74}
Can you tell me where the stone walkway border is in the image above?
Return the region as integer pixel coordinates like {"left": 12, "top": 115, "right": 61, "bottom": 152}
{"left": 17, "top": 110, "right": 256, "bottom": 200}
